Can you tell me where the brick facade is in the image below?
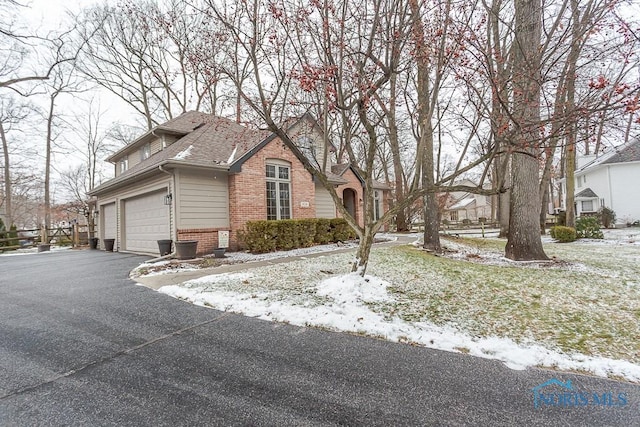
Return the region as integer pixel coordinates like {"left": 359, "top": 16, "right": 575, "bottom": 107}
{"left": 335, "top": 168, "right": 390, "bottom": 231}
{"left": 176, "top": 227, "right": 228, "bottom": 255}
{"left": 228, "top": 137, "right": 317, "bottom": 250}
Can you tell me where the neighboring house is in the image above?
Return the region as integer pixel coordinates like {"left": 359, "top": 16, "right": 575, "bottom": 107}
{"left": 560, "top": 138, "right": 640, "bottom": 223}
{"left": 442, "top": 180, "right": 493, "bottom": 222}
{"left": 89, "top": 112, "right": 389, "bottom": 255}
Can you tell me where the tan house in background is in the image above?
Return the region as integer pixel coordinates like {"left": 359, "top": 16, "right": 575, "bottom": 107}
{"left": 442, "top": 180, "right": 493, "bottom": 223}
{"left": 89, "top": 112, "right": 389, "bottom": 255}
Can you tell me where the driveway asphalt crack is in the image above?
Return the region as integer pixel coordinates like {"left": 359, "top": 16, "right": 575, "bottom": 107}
{"left": 0, "top": 312, "right": 232, "bottom": 400}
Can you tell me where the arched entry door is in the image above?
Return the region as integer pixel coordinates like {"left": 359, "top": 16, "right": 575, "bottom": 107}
{"left": 343, "top": 188, "right": 357, "bottom": 223}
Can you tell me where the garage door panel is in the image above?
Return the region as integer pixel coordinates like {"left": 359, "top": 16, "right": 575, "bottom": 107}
{"left": 124, "top": 190, "right": 169, "bottom": 254}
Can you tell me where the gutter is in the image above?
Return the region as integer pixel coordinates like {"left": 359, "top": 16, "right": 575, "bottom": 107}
{"left": 158, "top": 165, "right": 177, "bottom": 260}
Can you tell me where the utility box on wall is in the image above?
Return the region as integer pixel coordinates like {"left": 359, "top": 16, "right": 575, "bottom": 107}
{"left": 218, "top": 230, "right": 229, "bottom": 248}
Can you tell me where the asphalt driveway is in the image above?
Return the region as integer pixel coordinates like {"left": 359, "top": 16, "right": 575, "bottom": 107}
{"left": 0, "top": 249, "right": 638, "bottom": 426}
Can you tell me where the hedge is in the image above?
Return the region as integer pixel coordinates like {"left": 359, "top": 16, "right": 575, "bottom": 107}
{"left": 550, "top": 226, "right": 577, "bottom": 243}
{"left": 239, "top": 218, "right": 357, "bottom": 253}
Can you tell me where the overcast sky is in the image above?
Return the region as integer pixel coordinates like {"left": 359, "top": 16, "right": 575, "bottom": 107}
{"left": 23, "top": 0, "right": 97, "bottom": 29}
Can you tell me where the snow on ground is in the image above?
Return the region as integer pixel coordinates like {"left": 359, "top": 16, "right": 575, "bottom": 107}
{"left": 131, "top": 239, "right": 373, "bottom": 277}
{"left": 160, "top": 266, "right": 640, "bottom": 382}
{"left": 158, "top": 228, "right": 640, "bottom": 382}
{"left": 0, "top": 246, "right": 72, "bottom": 256}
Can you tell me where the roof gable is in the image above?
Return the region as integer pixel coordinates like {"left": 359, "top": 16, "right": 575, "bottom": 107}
{"left": 91, "top": 113, "right": 271, "bottom": 195}
{"left": 578, "top": 138, "right": 640, "bottom": 172}
{"left": 576, "top": 187, "right": 598, "bottom": 198}
{"left": 602, "top": 138, "right": 640, "bottom": 165}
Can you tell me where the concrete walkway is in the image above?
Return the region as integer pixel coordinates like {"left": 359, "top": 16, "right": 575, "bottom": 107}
{"left": 134, "top": 235, "right": 417, "bottom": 290}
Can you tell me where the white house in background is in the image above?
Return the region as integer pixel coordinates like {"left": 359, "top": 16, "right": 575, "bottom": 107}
{"left": 561, "top": 138, "right": 640, "bottom": 224}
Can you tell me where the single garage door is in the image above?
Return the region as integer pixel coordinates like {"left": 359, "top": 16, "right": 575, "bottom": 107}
{"left": 123, "top": 190, "right": 170, "bottom": 253}
{"left": 102, "top": 202, "right": 117, "bottom": 240}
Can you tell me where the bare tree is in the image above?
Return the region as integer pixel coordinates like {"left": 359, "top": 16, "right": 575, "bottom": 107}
{"left": 204, "top": 0, "right": 498, "bottom": 273}
{"left": 76, "top": 0, "right": 229, "bottom": 129}
{"left": 0, "top": 95, "right": 32, "bottom": 226}
{"left": 42, "top": 62, "right": 81, "bottom": 237}
{"left": 0, "top": 1, "right": 80, "bottom": 92}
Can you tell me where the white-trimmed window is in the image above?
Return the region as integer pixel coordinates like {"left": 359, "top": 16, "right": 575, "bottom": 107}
{"left": 374, "top": 190, "right": 381, "bottom": 221}
{"left": 140, "top": 143, "right": 151, "bottom": 161}
{"left": 266, "top": 162, "right": 291, "bottom": 220}
{"left": 119, "top": 156, "right": 129, "bottom": 173}
{"left": 582, "top": 200, "right": 594, "bottom": 212}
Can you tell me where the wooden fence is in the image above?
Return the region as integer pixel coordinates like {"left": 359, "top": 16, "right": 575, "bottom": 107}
{"left": 0, "top": 224, "right": 92, "bottom": 252}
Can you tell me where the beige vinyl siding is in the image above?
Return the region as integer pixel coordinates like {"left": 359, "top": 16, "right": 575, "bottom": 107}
{"left": 312, "top": 131, "right": 327, "bottom": 171}
{"left": 128, "top": 151, "right": 142, "bottom": 168}
{"left": 176, "top": 170, "right": 229, "bottom": 228}
{"left": 111, "top": 138, "right": 162, "bottom": 176}
{"left": 315, "top": 183, "right": 336, "bottom": 218}
{"left": 163, "top": 135, "right": 179, "bottom": 147}
{"left": 288, "top": 120, "right": 329, "bottom": 172}
{"left": 101, "top": 202, "right": 117, "bottom": 241}
{"left": 150, "top": 137, "right": 163, "bottom": 155}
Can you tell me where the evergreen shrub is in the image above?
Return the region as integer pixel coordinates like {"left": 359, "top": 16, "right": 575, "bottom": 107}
{"left": 576, "top": 216, "right": 604, "bottom": 239}
{"left": 550, "top": 226, "right": 577, "bottom": 243}
{"left": 240, "top": 218, "right": 356, "bottom": 253}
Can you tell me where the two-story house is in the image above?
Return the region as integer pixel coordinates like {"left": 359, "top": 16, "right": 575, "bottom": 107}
{"left": 560, "top": 138, "right": 640, "bottom": 224}
{"left": 89, "top": 112, "right": 389, "bottom": 255}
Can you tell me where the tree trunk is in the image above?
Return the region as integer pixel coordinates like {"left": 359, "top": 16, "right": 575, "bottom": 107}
{"left": 498, "top": 157, "right": 510, "bottom": 238}
{"left": 422, "top": 130, "right": 441, "bottom": 252}
{"left": 563, "top": 0, "right": 581, "bottom": 229}
{"left": 505, "top": 0, "right": 548, "bottom": 261}
{"left": 44, "top": 95, "right": 55, "bottom": 238}
{"left": 388, "top": 72, "right": 408, "bottom": 232}
{"left": 487, "top": 0, "right": 511, "bottom": 238}
{"left": 539, "top": 79, "right": 566, "bottom": 233}
{"left": 353, "top": 225, "right": 375, "bottom": 274}
{"left": 410, "top": 0, "right": 443, "bottom": 253}
{"left": 506, "top": 153, "right": 548, "bottom": 260}
{"left": 0, "top": 122, "right": 12, "bottom": 226}
{"left": 565, "top": 141, "right": 576, "bottom": 228}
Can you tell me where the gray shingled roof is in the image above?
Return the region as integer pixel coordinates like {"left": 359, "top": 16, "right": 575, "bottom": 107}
{"left": 602, "top": 138, "right": 640, "bottom": 164}
{"left": 331, "top": 163, "right": 391, "bottom": 190}
{"left": 576, "top": 187, "right": 599, "bottom": 198}
{"left": 92, "top": 112, "right": 392, "bottom": 195}
{"left": 91, "top": 113, "right": 271, "bottom": 194}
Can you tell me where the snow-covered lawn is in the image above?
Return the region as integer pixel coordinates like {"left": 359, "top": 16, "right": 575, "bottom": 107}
{"left": 157, "top": 229, "right": 640, "bottom": 382}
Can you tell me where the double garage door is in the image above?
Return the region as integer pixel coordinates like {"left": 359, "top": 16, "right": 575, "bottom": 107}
{"left": 124, "top": 190, "right": 170, "bottom": 253}
{"left": 102, "top": 190, "right": 170, "bottom": 254}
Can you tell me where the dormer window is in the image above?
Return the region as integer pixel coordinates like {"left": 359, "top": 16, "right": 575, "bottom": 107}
{"left": 120, "top": 156, "right": 129, "bottom": 173}
{"left": 140, "top": 143, "right": 151, "bottom": 161}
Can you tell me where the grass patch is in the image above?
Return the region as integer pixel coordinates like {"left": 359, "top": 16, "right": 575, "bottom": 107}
{"left": 365, "top": 242, "right": 640, "bottom": 363}
{"left": 171, "top": 236, "right": 640, "bottom": 368}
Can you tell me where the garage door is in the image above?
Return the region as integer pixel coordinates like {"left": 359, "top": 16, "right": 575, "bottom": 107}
{"left": 123, "top": 190, "right": 170, "bottom": 253}
{"left": 102, "top": 203, "right": 117, "bottom": 240}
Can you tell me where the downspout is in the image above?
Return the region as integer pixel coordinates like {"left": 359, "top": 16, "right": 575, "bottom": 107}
{"left": 606, "top": 165, "right": 613, "bottom": 213}
{"left": 157, "top": 164, "right": 177, "bottom": 260}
